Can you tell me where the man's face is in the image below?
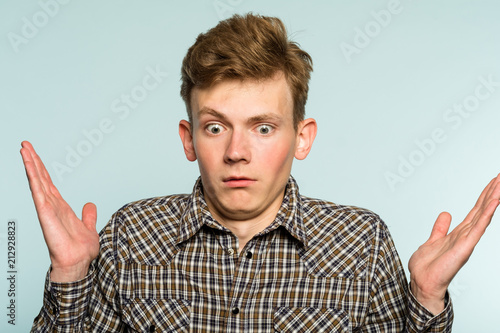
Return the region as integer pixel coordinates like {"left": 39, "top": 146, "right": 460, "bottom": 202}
{"left": 179, "top": 73, "right": 315, "bottom": 224}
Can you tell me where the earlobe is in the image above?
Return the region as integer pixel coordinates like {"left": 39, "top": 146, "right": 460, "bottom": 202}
{"left": 294, "top": 118, "right": 317, "bottom": 160}
{"left": 179, "top": 120, "right": 197, "bottom": 162}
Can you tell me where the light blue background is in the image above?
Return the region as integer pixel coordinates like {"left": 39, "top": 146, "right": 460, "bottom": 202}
{"left": 1, "top": 0, "right": 500, "bottom": 331}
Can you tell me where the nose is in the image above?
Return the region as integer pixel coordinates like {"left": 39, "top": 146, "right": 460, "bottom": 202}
{"left": 224, "top": 129, "right": 251, "bottom": 164}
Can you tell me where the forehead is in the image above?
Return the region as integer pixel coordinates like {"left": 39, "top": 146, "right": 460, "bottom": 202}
{"left": 190, "top": 74, "right": 294, "bottom": 121}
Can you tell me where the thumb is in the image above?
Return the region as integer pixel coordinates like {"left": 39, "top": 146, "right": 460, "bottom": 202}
{"left": 428, "top": 211, "right": 452, "bottom": 243}
{"left": 82, "top": 202, "right": 97, "bottom": 232}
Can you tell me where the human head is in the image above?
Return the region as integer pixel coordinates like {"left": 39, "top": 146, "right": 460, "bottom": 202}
{"left": 180, "top": 13, "right": 313, "bottom": 130}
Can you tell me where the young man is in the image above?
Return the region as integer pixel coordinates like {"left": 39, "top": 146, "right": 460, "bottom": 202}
{"left": 23, "top": 14, "right": 499, "bottom": 332}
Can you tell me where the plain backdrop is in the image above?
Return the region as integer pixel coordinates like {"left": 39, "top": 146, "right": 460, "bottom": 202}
{"left": 1, "top": 0, "right": 499, "bottom": 331}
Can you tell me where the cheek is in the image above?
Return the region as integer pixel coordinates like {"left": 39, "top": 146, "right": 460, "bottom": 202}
{"left": 193, "top": 133, "right": 220, "bottom": 161}
{"left": 193, "top": 139, "right": 217, "bottom": 173}
{"left": 259, "top": 138, "right": 296, "bottom": 171}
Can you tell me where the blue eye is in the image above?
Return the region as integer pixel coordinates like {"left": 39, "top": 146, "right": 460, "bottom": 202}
{"left": 207, "top": 124, "right": 223, "bottom": 134}
{"left": 257, "top": 125, "right": 273, "bottom": 135}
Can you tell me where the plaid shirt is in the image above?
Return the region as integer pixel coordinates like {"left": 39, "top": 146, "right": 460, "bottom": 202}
{"left": 32, "top": 177, "right": 452, "bottom": 332}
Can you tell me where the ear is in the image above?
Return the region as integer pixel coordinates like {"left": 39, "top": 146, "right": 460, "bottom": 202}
{"left": 179, "top": 120, "right": 197, "bottom": 162}
{"left": 294, "top": 118, "right": 317, "bottom": 160}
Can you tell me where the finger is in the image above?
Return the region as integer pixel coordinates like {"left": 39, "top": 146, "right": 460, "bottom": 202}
{"left": 20, "top": 143, "right": 47, "bottom": 205}
{"left": 82, "top": 202, "right": 98, "bottom": 232}
{"left": 482, "top": 176, "right": 500, "bottom": 214}
{"left": 21, "top": 141, "right": 47, "bottom": 190}
{"left": 477, "top": 175, "right": 500, "bottom": 211}
{"left": 467, "top": 189, "right": 500, "bottom": 242}
{"left": 489, "top": 173, "right": 500, "bottom": 201}
{"left": 462, "top": 175, "right": 499, "bottom": 223}
{"left": 21, "top": 141, "right": 60, "bottom": 198}
{"left": 427, "top": 212, "right": 452, "bottom": 243}
{"left": 23, "top": 141, "right": 55, "bottom": 188}
{"left": 21, "top": 141, "right": 40, "bottom": 181}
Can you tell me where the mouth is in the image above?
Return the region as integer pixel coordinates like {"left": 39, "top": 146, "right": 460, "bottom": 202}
{"left": 223, "top": 176, "right": 256, "bottom": 188}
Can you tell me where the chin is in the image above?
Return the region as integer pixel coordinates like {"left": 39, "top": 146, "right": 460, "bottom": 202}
{"left": 223, "top": 205, "right": 261, "bottom": 220}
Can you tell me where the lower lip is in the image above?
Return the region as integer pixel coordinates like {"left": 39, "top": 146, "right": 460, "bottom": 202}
{"left": 224, "top": 179, "right": 256, "bottom": 188}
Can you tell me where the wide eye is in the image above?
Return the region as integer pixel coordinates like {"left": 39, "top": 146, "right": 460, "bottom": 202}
{"left": 257, "top": 124, "right": 273, "bottom": 135}
{"left": 206, "top": 123, "right": 223, "bottom": 135}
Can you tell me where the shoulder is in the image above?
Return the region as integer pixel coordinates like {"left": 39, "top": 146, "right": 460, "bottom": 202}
{"left": 99, "top": 194, "right": 191, "bottom": 262}
{"left": 300, "top": 195, "right": 388, "bottom": 237}
{"left": 298, "top": 196, "right": 393, "bottom": 278}
{"left": 107, "top": 193, "right": 192, "bottom": 232}
{"left": 115, "top": 194, "right": 191, "bottom": 223}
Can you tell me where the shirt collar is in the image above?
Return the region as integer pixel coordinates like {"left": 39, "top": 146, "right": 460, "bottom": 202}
{"left": 177, "top": 176, "right": 308, "bottom": 247}
{"left": 262, "top": 176, "right": 308, "bottom": 247}
{"left": 177, "top": 178, "right": 220, "bottom": 245}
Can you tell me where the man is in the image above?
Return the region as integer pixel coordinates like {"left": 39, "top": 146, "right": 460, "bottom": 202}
{"left": 23, "top": 13, "right": 499, "bottom": 332}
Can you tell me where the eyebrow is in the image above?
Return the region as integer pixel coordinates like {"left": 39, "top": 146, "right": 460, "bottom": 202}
{"left": 198, "top": 107, "right": 228, "bottom": 121}
{"left": 198, "top": 107, "right": 283, "bottom": 124}
{"left": 247, "top": 114, "right": 282, "bottom": 123}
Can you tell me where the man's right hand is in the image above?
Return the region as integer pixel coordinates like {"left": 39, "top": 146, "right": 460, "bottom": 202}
{"left": 20, "top": 141, "right": 100, "bottom": 282}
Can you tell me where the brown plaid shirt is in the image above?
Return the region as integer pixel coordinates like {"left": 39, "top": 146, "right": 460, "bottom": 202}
{"left": 32, "top": 177, "right": 452, "bottom": 332}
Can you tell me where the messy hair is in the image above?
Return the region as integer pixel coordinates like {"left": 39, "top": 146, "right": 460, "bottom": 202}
{"left": 180, "top": 13, "right": 313, "bottom": 129}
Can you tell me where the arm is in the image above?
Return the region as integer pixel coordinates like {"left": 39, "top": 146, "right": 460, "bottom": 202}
{"left": 409, "top": 174, "right": 500, "bottom": 314}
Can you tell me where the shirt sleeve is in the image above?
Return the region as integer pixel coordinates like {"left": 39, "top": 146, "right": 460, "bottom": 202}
{"left": 30, "top": 267, "right": 95, "bottom": 332}
{"left": 406, "top": 286, "right": 453, "bottom": 332}
{"left": 31, "top": 214, "right": 126, "bottom": 332}
{"left": 362, "top": 220, "right": 453, "bottom": 332}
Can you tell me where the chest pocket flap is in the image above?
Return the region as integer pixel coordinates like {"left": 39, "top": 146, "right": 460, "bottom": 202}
{"left": 123, "top": 298, "right": 190, "bottom": 332}
{"left": 274, "top": 307, "right": 350, "bottom": 332}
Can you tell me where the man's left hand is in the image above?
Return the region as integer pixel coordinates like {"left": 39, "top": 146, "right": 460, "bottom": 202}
{"left": 408, "top": 174, "right": 500, "bottom": 314}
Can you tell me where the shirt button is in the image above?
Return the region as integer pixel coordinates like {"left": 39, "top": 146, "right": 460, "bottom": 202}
{"left": 227, "top": 248, "right": 235, "bottom": 255}
{"left": 231, "top": 307, "right": 240, "bottom": 315}
{"left": 245, "top": 251, "right": 253, "bottom": 259}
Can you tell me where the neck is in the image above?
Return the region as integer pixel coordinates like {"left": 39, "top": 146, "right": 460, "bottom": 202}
{"left": 218, "top": 212, "right": 276, "bottom": 252}
{"left": 208, "top": 197, "right": 284, "bottom": 253}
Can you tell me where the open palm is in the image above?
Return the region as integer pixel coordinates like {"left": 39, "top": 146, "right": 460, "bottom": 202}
{"left": 409, "top": 175, "right": 500, "bottom": 313}
{"left": 21, "top": 141, "right": 100, "bottom": 282}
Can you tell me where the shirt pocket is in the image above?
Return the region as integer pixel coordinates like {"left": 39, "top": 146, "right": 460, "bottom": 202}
{"left": 122, "top": 298, "right": 190, "bottom": 332}
{"left": 274, "top": 307, "right": 351, "bottom": 333}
